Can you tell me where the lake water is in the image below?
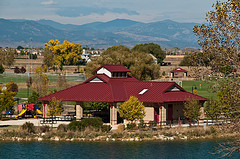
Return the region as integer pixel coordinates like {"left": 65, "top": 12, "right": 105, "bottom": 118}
{"left": 0, "top": 140, "right": 239, "bottom": 159}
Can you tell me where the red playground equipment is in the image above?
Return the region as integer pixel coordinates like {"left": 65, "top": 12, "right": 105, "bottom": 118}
{"left": 15, "top": 104, "right": 43, "bottom": 118}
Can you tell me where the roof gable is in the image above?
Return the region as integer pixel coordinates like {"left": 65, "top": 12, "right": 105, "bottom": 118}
{"left": 170, "top": 67, "right": 188, "bottom": 73}
{"left": 94, "top": 65, "right": 130, "bottom": 73}
{"left": 89, "top": 77, "right": 104, "bottom": 83}
{"left": 165, "top": 84, "right": 185, "bottom": 92}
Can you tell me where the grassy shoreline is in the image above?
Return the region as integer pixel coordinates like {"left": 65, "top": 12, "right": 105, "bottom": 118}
{"left": 0, "top": 125, "right": 238, "bottom": 142}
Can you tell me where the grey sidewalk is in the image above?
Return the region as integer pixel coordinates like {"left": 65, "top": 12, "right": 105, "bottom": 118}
{"left": 0, "top": 119, "right": 71, "bottom": 127}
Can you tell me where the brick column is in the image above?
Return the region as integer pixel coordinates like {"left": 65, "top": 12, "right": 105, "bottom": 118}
{"left": 43, "top": 103, "right": 49, "bottom": 118}
{"left": 76, "top": 103, "right": 83, "bottom": 121}
{"left": 110, "top": 105, "right": 117, "bottom": 125}
{"left": 159, "top": 105, "right": 166, "bottom": 125}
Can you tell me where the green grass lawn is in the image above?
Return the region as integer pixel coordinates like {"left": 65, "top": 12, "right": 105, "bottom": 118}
{"left": 182, "top": 81, "right": 217, "bottom": 99}
{"left": 0, "top": 73, "right": 85, "bottom": 84}
{"left": 15, "top": 88, "right": 31, "bottom": 99}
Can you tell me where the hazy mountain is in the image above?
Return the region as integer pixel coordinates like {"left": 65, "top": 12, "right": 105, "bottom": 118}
{"left": 0, "top": 18, "right": 199, "bottom": 48}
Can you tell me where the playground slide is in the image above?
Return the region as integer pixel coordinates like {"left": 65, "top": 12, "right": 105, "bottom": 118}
{"left": 15, "top": 109, "right": 27, "bottom": 118}
{"left": 36, "top": 109, "right": 43, "bottom": 115}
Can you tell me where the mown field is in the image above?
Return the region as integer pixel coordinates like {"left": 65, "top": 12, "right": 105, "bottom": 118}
{"left": 0, "top": 73, "right": 85, "bottom": 84}
{"left": 182, "top": 81, "right": 217, "bottom": 99}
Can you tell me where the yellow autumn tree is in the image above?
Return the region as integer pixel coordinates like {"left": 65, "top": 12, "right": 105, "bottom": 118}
{"left": 0, "top": 83, "right": 16, "bottom": 119}
{"left": 47, "top": 97, "right": 63, "bottom": 118}
{"left": 119, "top": 96, "right": 145, "bottom": 122}
{"left": 44, "top": 39, "right": 83, "bottom": 68}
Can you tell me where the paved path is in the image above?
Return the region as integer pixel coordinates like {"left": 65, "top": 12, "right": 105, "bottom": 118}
{"left": 0, "top": 119, "right": 71, "bottom": 127}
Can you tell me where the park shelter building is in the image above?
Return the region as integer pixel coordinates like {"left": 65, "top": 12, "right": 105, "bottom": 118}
{"left": 170, "top": 67, "right": 188, "bottom": 78}
{"left": 39, "top": 65, "right": 207, "bottom": 125}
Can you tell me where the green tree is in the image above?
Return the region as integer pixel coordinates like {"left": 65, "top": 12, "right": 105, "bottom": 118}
{"left": 43, "top": 48, "right": 54, "bottom": 68}
{"left": 184, "top": 98, "right": 201, "bottom": 127}
{"left": 132, "top": 43, "right": 166, "bottom": 63}
{"left": 0, "top": 48, "right": 15, "bottom": 68}
{"left": 47, "top": 97, "right": 63, "bottom": 118}
{"left": 28, "top": 91, "right": 41, "bottom": 105}
{"left": 193, "top": 0, "right": 240, "bottom": 76}
{"left": 86, "top": 45, "right": 160, "bottom": 81}
{"left": 216, "top": 79, "right": 240, "bottom": 119}
{"left": 204, "top": 98, "right": 221, "bottom": 123}
{"left": 83, "top": 102, "right": 109, "bottom": 111}
{"left": 0, "top": 84, "right": 16, "bottom": 119}
{"left": 0, "top": 64, "right": 4, "bottom": 74}
{"left": 119, "top": 96, "right": 145, "bottom": 122}
{"left": 31, "top": 66, "right": 49, "bottom": 97}
{"left": 4, "top": 49, "right": 15, "bottom": 68}
{"left": 6, "top": 81, "right": 18, "bottom": 96}
{"left": 193, "top": 1, "right": 240, "bottom": 156}
{"left": 56, "top": 75, "right": 68, "bottom": 91}
{"left": 0, "top": 50, "right": 5, "bottom": 65}
{"left": 17, "top": 46, "right": 24, "bottom": 50}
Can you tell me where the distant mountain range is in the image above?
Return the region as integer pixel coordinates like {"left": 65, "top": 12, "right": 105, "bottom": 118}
{"left": 0, "top": 18, "right": 200, "bottom": 49}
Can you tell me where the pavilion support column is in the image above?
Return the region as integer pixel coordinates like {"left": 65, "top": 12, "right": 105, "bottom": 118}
{"left": 184, "top": 72, "right": 187, "bottom": 78}
{"left": 43, "top": 103, "right": 49, "bottom": 118}
{"left": 76, "top": 102, "right": 83, "bottom": 121}
{"left": 159, "top": 105, "right": 166, "bottom": 126}
{"left": 110, "top": 105, "right": 117, "bottom": 125}
{"left": 171, "top": 72, "right": 174, "bottom": 78}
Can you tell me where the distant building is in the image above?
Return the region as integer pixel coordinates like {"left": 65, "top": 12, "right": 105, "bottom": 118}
{"left": 170, "top": 67, "right": 188, "bottom": 78}
{"left": 82, "top": 48, "right": 104, "bottom": 63}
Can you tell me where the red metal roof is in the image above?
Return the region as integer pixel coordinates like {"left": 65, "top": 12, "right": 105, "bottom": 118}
{"left": 39, "top": 72, "right": 207, "bottom": 103}
{"left": 39, "top": 82, "right": 114, "bottom": 102}
{"left": 163, "top": 91, "right": 207, "bottom": 102}
{"left": 94, "top": 65, "right": 130, "bottom": 73}
{"left": 170, "top": 67, "right": 188, "bottom": 73}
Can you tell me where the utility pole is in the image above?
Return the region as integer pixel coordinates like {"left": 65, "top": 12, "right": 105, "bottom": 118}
{"left": 27, "top": 38, "right": 32, "bottom": 97}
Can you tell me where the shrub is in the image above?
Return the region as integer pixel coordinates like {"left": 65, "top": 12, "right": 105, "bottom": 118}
{"left": 68, "top": 118, "right": 104, "bottom": 131}
{"left": 0, "top": 64, "right": 4, "bottom": 74}
{"left": 14, "top": 66, "right": 20, "bottom": 73}
{"left": 210, "top": 125, "right": 217, "bottom": 134}
{"left": 117, "top": 124, "right": 125, "bottom": 133}
{"left": 138, "top": 120, "right": 146, "bottom": 129}
{"left": 148, "top": 121, "right": 157, "bottom": 128}
{"left": 127, "top": 123, "right": 136, "bottom": 130}
{"left": 66, "top": 131, "right": 75, "bottom": 139}
{"left": 20, "top": 66, "right": 26, "bottom": 73}
{"left": 21, "top": 122, "right": 35, "bottom": 133}
{"left": 40, "top": 125, "right": 50, "bottom": 133}
{"left": 111, "top": 133, "right": 123, "bottom": 138}
{"left": 101, "top": 125, "right": 112, "bottom": 132}
{"left": 67, "top": 121, "right": 85, "bottom": 131}
{"left": 81, "top": 117, "right": 103, "bottom": 129}
{"left": 14, "top": 66, "right": 26, "bottom": 73}
{"left": 162, "top": 71, "right": 166, "bottom": 76}
{"left": 57, "top": 124, "right": 68, "bottom": 132}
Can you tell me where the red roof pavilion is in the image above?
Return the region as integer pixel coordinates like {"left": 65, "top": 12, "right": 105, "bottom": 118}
{"left": 38, "top": 64, "right": 207, "bottom": 125}
{"left": 39, "top": 65, "right": 206, "bottom": 103}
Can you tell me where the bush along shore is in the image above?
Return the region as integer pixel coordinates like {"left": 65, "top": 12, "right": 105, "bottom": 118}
{"left": 0, "top": 118, "right": 239, "bottom": 142}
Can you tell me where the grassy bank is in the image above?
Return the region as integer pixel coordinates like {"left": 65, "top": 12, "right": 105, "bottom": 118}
{"left": 0, "top": 122, "right": 238, "bottom": 142}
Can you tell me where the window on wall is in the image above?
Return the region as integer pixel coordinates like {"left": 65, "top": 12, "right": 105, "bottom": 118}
{"left": 112, "top": 72, "right": 117, "bottom": 77}
{"left": 112, "top": 72, "right": 128, "bottom": 78}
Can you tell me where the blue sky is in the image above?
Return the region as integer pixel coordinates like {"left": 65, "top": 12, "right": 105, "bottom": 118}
{"left": 0, "top": 0, "right": 217, "bottom": 25}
